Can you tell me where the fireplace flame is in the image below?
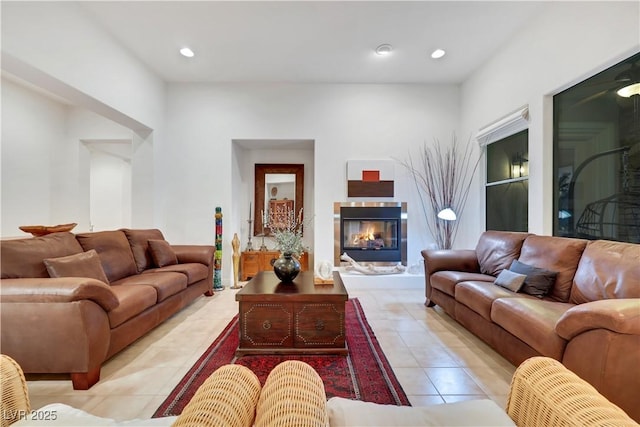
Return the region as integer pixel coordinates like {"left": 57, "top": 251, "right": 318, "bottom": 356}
{"left": 366, "top": 227, "right": 374, "bottom": 241}
{"left": 351, "top": 227, "right": 381, "bottom": 246}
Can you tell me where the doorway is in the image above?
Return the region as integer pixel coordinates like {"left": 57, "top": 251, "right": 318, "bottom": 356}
{"left": 82, "top": 139, "right": 132, "bottom": 231}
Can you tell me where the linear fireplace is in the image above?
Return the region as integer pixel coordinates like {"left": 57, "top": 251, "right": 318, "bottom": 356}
{"left": 334, "top": 202, "right": 407, "bottom": 266}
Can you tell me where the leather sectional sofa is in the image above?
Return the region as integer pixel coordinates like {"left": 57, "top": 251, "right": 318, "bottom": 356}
{"left": 0, "top": 229, "right": 214, "bottom": 390}
{"left": 422, "top": 230, "right": 640, "bottom": 421}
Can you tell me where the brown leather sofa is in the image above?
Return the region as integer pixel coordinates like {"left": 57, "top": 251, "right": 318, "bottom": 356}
{"left": 422, "top": 230, "right": 640, "bottom": 422}
{"left": 0, "top": 229, "right": 214, "bottom": 390}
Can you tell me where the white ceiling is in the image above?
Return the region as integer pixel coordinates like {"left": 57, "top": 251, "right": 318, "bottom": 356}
{"left": 79, "top": 1, "right": 548, "bottom": 84}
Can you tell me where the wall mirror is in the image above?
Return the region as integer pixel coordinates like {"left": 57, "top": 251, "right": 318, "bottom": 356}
{"left": 254, "top": 164, "right": 304, "bottom": 236}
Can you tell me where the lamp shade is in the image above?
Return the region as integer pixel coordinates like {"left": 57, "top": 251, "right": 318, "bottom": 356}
{"left": 617, "top": 82, "right": 640, "bottom": 98}
{"left": 437, "top": 208, "right": 457, "bottom": 221}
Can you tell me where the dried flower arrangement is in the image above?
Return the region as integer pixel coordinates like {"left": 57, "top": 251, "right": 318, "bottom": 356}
{"left": 399, "top": 136, "right": 482, "bottom": 250}
{"left": 264, "top": 205, "right": 306, "bottom": 256}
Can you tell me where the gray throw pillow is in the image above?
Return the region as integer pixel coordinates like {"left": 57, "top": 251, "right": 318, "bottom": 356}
{"left": 494, "top": 269, "right": 527, "bottom": 292}
{"left": 509, "top": 260, "right": 558, "bottom": 298}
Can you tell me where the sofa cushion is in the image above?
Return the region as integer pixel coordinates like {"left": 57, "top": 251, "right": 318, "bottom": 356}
{"left": 326, "top": 397, "right": 516, "bottom": 427}
{"left": 456, "top": 281, "right": 535, "bottom": 321}
{"left": 476, "top": 231, "right": 530, "bottom": 276}
{"left": 518, "top": 235, "right": 587, "bottom": 303}
{"left": 148, "top": 239, "right": 178, "bottom": 268}
{"left": 491, "top": 298, "right": 573, "bottom": 360}
{"left": 44, "top": 249, "right": 110, "bottom": 284}
{"left": 509, "top": 260, "right": 557, "bottom": 298}
{"left": 431, "top": 271, "right": 496, "bottom": 297}
{"left": 494, "top": 269, "right": 527, "bottom": 293}
{"left": 1, "top": 232, "right": 83, "bottom": 279}
{"left": 144, "top": 263, "right": 209, "bottom": 285}
{"left": 113, "top": 272, "right": 188, "bottom": 302}
{"left": 122, "top": 229, "right": 166, "bottom": 273}
{"left": 107, "top": 284, "right": 158, "bottom": 328}
{"left": 76, "top": 231, "right": 138, "bottom": 283}
{"left": 570, "top": 240, "right": 640, "bottom": 304}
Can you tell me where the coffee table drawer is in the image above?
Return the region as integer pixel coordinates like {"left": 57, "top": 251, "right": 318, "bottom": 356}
{"left": 294, "top": 303, "right": 345, "bottom": 348}
{"left": 239, "top": 303, "right": 293, "bottom": 348}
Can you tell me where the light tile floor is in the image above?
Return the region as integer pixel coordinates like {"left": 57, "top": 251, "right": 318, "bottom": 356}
{"left": 25, "top": 272, "right": 516, "bottom": 421}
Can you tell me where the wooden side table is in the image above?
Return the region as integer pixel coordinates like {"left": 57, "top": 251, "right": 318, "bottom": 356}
{"left": 240, "top": 250, "right": 308, "bottom": 281}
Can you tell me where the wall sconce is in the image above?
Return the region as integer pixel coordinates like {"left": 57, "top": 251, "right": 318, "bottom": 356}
{"left": 510, "top": 153, "right": 528, "bottom": 178}
{"left": 617, "top": 82, "right": 640, "bottom": 98}
{"left": 615, "top": 64, "right": 640, "bottom": 98}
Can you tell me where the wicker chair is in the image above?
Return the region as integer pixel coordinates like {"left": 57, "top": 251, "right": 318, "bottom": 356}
{"left": 255, "top": 360, "right": 329, "bottom": 427}
{"left": 0, "top": 355, "right": 31, "bottom": 427}
{"left": 173, "top": 364, "right": 262, "bottom": 427}
{"left": 3, "top": 354, "right": 638, "bottom": 427}
{"left": 506, "top": 357, "right": 638, "bottom": 427}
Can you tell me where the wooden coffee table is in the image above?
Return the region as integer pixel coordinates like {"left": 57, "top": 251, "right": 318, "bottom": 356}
{"left": 235, "top": 270, "right": 348, "bottom": 356}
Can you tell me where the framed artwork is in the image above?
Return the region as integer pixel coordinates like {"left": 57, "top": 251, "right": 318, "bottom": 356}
{"left": 347, "top": 160, "right": 394, "bottom": 197}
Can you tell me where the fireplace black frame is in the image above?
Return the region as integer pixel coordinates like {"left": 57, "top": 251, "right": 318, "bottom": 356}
{"left": 334, "top": 202, "right": 407, "bottom": 266}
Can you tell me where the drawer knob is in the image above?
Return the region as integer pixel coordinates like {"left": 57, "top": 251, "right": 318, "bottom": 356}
{"left": 315, "top": 320, "right": 325, "bottom": 330}
{"left": 262, "top": 320, "right": 272, "bottom": 330}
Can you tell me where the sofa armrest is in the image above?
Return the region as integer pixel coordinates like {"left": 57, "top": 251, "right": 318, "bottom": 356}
{"left": 555, "top": 299, "right": 640, "bottom": 340}
{"left": 421, "top": 249, "right": 479, "bottom": 274}
{"left": 507, "top": 356, "right": 638, "bottom": 427}
{"left": 172, "top": 245, "right": 215, "bottom": 266}
{"left": 422, "top": 249, "right": 480, "bottom": 306}
{"left": 0, "top": 278, "right": 119, "bottom": 311}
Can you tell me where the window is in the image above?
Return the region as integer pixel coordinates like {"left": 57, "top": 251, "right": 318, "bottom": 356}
{"left": 553, "top": 52, "right": 640, "bottom": 243}
{"left": 485, "top": 130, "right": 529, "bottom": 231}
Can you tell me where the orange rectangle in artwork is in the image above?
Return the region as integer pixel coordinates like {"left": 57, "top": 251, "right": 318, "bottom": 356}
{"left": 362, "top": 170, "right": 380, "bottom": 182}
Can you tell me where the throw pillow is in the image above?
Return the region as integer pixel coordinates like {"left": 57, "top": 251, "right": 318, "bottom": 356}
{"left": 148, "top": 239, "right": 178, "bottom": 267}
{"left": 509, "top": 260, "right": 558, "bottom": 298}
{"left": 43, "top": 249, "right": 109, "bottom": 284}
{"left": 494, "top": 269, "right": 527, "bottom": 293}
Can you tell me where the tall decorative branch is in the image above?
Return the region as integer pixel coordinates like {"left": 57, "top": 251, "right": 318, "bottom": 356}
{"left": 399, "top": 136, "right": 482, "bottom": 250}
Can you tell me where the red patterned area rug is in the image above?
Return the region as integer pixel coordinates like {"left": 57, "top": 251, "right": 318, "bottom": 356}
{"left": 154, "top": 298, "right": 410, "bottom": 417}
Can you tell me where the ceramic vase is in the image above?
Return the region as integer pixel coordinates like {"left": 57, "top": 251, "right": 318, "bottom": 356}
{"left": 273, "top": 252, "right": 301, "bottom": 283}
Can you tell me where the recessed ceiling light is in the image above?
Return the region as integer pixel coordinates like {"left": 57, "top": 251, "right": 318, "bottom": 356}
{"left": 375, "top": 44, "right": 393, "bottom": 56}
{"left": 431, "top": 49, "right": 446, "bottom": 59}
{"left": 179, "top": 47, "right": 195, "bottom": 58}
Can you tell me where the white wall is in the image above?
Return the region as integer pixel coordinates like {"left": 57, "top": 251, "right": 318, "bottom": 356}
{"left": 2, "top": 1, "right": 165, "bottom": 232}
{"left": 460, "top": 1, "right": 640, "bottom": 247}
{"left": 67, "top": 111, "right": 138, "bottom": 232}
{"left": 164, "top": 83, "right": 460, "bottom": 275}
{"left": 1, "top": 77, "right": 143, "bottom": 237}
{"left": 1, "top": 79, "right": 66, "bottom": 237}
{"left": 1, "top": 2, "right": 164, "bottom": 131}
